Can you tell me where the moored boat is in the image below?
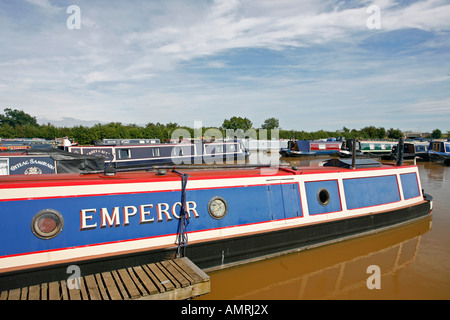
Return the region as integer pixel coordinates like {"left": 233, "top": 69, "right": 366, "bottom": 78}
{"left": 65, "top": 139, "right": 249, "bottom": 168}
{"left": 0, "top": 159, "right": 432, "bottom": 290}
{"left": 242, "top": 139, "right": 289, "bottom": 152}
{"left": 280, "top": 140, "right": 341, "bottom": 157}
{"left": 381, "top": 141, "right": 430, "bottom": 161}
{"left": 426, "top": 140, "right": 450, "bottom": 165}
{"left": 341, "top": 140, "right": 397, "bottom": 157}
{"left": 359, "top": 140, "right": 397, "bottom": 156}
{"left": 0, "top": 138, "right": 50, "bottom": 151}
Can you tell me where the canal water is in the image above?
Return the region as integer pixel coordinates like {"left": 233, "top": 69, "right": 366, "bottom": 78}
{"left": 197, "top": 155, "right": 450, "bottom": 300}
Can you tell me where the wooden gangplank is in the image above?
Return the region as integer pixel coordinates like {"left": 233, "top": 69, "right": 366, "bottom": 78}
{"left": 0, "top": 257, "right": 210, "bottom": 300}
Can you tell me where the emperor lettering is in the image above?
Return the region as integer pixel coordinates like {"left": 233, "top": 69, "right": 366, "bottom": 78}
{"left": 80, "top": 201, "right": 198, "bottom": 231}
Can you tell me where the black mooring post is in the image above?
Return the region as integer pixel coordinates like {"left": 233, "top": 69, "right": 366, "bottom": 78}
{"left": 351, "top": 138, "right": 356, "bottom": 169}
{"left": 397, "top": 138, "right": 404, "bottom": 166}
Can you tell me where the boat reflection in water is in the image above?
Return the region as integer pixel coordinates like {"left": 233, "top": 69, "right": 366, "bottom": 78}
{"left": 198, "top": 199, "right": 432, "bottom": 300}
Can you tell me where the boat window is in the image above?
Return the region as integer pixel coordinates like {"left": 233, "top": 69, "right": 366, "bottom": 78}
{"left": 31, "top": 209, "right": 64, "bottom": 239}
{"left": 152, "top": 148, "right": 160, "bottom": 157}
{"left": 317, "top": 188, "right": 330, "bottom": 206}
{"left": 432, "top": 143, "right": 440, "bottom": 152}
{"left": 416, "top": 145, "right": 426, "bottom": 152}
{"left": 118, "top": 148, "right": 131, "bottom": 159}
{"left": 227, "top": 144, "right": 236, "bottom": 152}
{"left": 172, "top": 147, "right": 183, "bottom": 156}
{"left": 208, "top": 197, "right": 228, "bottom": 219}
{"left": 406, "top": 144, "right": 414, "bottom": 153}
{"left": 446, "top": 144, "right": 450, "bottom": 153}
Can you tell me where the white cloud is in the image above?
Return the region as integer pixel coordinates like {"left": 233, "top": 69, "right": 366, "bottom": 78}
{"left": 400, "top": 98, "right": 450, "bottom": 115}
{"left": 1, "top": 0, "right": 449, "bottom": 131}
{"left": 206, "top": 60, "right": 227, "bottom": 68}
{"left": 382, "top": 0, "right": 450, "bottom": 31}
{"left": 25, "top": 0, "right": 60, "bottom": 10}
{"left": 82, "top": 72, "right": 115, "bottom": 84}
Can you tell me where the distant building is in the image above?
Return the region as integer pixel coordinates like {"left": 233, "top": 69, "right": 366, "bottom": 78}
{"left": 404, "top": 131, "right": 431, "bottom": 139}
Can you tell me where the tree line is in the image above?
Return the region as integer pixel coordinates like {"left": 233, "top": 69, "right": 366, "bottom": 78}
{"left": 0, "top": 109, "right": 447, "bottom": 145}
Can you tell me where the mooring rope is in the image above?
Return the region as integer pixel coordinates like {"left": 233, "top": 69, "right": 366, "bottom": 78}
{"left": 174, "top": 171, "right": 190, "bottom": 258}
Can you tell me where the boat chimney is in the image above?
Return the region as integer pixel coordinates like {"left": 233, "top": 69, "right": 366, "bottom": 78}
{"left": 156, "top": 168, "right": 167, "bottom": 176}
{"left": 396, "top": 138, "right": 404, "bottom": 166}
{"left": 104, "top": 166, "right": 117, "bottom": 176}
{"left": 351, "top": 138, "right": 356, "bottom": 169}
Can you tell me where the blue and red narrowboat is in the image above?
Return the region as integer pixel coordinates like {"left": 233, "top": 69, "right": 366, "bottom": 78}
{"left": 280, "top": 140, "right": 342, "bottom": 157}
{"left": 0, "top": 159, "right": 432, "bottom": 289}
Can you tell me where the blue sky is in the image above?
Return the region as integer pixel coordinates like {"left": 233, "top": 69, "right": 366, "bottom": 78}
{"left": 0, "top": 0, "right": 449, "bottom": 133}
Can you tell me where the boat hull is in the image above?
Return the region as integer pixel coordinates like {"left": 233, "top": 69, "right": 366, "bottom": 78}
{"left": 0, "top": 195, "right": 431, "bottom": 290}
{"left": 191, "top": 196, "right": 432, "bottom": 270}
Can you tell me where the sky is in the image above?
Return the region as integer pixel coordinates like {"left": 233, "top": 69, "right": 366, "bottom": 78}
{"left": 0, "top": 0, "right": 449, "bottom": 133}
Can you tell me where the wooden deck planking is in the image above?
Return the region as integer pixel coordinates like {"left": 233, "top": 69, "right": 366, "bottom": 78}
{"left": 0, "top": 257, "right": 209, "bottom": 300}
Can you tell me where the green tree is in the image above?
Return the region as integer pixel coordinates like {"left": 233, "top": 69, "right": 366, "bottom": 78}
{"left": 387, "top": 128, "right": 403, "bottom": 139}
{"left": 0, "top": 123, "right": 15, "bottom": 138}
{"left": 0, "top": 108, "right": 38, "bottom": 127}
{"left": 70, "top": 125, "right": 97, "bottom": 145}
{"left": 261, "top": 118, "right": 279, "bottom": 130}
{"left": 222, "top": 116, "right": 253, "bottom": 131}
{"left": 431, "top": 129, "right": 442, "bottom": 139}
{"left": 39, "top": 123, "right": 62, "bottom": 140}
{"left": 361, "top": 126, "right": 386, "bottom": 139}
{"left": 375, "top": 127, "right": 386, "bottom": 139}
{"left": 143, "top": 123, "right": 165, "bottom": 141}
{"left": 15, "top": 124, "right": 40, "bottom": 138}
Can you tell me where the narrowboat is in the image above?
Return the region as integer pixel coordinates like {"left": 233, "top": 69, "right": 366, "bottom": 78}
{"left": 426, "top": 140, "right": 450, "bottom": 165}
{"left": 242, "top": 139, "right": 289, "bottom": 152}
{"left": 359, "top": 140, "right": 397, "bottom": 156}
{"left": 381, "top": 141, "right": 429, "bottom": 161}
{"left": 0, "top": 159, "right": 432, "bottom": 290}
{"left": 280, "top": 140, "right": 342, "bottom": 157}
{"left": 0, "top": 148, "right": 104, "bottom": 175}
{"left": 65, "top": 139, "right": 248, "bottom": 168}
{"left": 340, "top": 140, "right": 397, "bottom": 158}
{"left": 0, "top": 138, "right": 50, "bottom": 151}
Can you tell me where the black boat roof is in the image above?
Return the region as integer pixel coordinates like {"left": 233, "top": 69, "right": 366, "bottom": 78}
{"left": 323, "top": 158, "right": 382, "bottom": 169}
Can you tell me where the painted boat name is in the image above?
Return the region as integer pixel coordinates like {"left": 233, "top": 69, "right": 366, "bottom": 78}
{"left": 10, "top": 159, "right": 55, "bottom": 171}
{"left": 80, "top": 201, "right": 199, "bottom": 230}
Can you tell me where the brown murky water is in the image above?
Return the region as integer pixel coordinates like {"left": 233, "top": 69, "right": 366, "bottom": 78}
{"left": 197, "top": 156, "right": 450, "bottom": 300}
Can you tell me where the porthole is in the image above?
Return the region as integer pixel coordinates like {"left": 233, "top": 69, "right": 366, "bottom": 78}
{"left": 317, "top": 188, "right": 330, "bottom": 206}
{"left": 31, "top": 209, "right": 64, "bottom": 239}
{"left": 208, "top": 196, "right": 228, "bottom": 219}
